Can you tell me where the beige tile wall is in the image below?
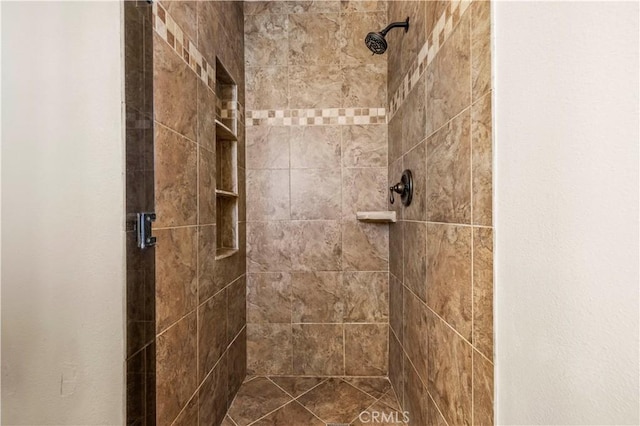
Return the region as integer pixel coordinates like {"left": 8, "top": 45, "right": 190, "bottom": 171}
{"left": 387, "top": 1, "right": 494, "bottom": 425}
{"left": 244, "top": 0, "right": 390, "bottom": 378}
{"left": 151, "top": 1, "right": 247, "bottom": 425}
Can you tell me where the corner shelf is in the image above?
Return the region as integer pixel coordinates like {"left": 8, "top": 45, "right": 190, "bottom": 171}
{"left": 215, "top": 189, "right": 238, "bottom": 198}
{"left": 356, "top": 211, "right": 397, "bottom": 223}
{"left": 215, "top": 119, "right": 237, "bottom": 141}
{"left": 215, "top": 247, "right": 238, "bottom": 260}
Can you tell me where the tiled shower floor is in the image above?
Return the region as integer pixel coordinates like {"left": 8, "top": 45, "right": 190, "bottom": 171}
{"left": 222, "top": 376, "right": 405, "bottom": 426}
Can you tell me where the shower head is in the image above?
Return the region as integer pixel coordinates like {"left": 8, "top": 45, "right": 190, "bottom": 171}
{"left": 365, "top": 17, "right": 410, "bottom": 55}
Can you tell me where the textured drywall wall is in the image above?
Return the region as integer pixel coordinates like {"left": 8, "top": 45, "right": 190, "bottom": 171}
{"left": 1, "top": 2, "right": 125, "bottom": 424}
{"left": 494, "top": 2, "right": 639, "bottom": 424}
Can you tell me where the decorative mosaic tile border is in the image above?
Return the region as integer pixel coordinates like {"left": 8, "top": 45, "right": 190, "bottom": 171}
{"left": 388, "top": 0, "right": 471, "bottom": 120}
{"left": 246, "top": 108, "right": 386, "bottom": 127}
{"left": 152, "top": 2, "right": 245, "bottom": 123}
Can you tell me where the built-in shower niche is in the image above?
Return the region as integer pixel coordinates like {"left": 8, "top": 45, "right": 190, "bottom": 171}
{"left": 215, "top": 58, "right": 238, "bottom": 259}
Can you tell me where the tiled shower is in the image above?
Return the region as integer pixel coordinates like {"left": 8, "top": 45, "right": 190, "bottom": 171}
{"left": 125, "top": 0, "right": 493, "bottom": 424}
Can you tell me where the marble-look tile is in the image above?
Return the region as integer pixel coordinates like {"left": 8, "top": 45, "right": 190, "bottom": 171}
{"left": 153, "top": 34, "right": 197, "bottom": 140}
{"left": 388, "top": 168, "right": 404, "bottom": 277}
{"left": 161, "top": 0, "right": 197, "bottom": 46}
{"left": 292, "top": 324, "right": 344, "bottom": 375}
{"left": 387, "top": 1, "right": 426, "bottom": 93}
{"left": 290, "top": 125, "right": 341, "bottom": 169}
{"left": 216, "top": 139, "right": 236, "bottom": 193}
{"left": 426, "top": 393, "right": 448, "bottom": 426}
{"left": 247, "top": 169, "right": 290, "bottom": 220}
{"left": 228, "top": 377, "right": 292, "bottom": 426}
{"left": 291, "top": 169, "right": 342, "bottom": 220}
{"left": 291, "top": 271, "right": 344, "bottom": 323}
{"left": 426, "top": 223, "right": 472, "bottom": 339}
{"left": 472, "top": 0, "right": 492, "bottom": 100}
{"left": 425, "top": 1, "right": 448, "bottom": 39}
{"left": 289, "top": 65, "right": 342, "bottom": 108}
{"left": 299, "top": 378, "right": 375, "bottom": 424}
{"left": 228, "top": 328, "right": 247, "bottom": 400}
{"left": 288, "top": 13, "right": 340, "bottom": 65}
{"left": 214, "top": 225, "right": 246, "bottom": 289}
{"left": 244, "top": 1, "right": 289, "bottom": 15}
{"left": 402, "top": 141, "right": 427, "bottom": 221}
{"left": 473, "top": 227, "right": 493, "bottom": 359}
{"left": 473, "top": 350, "right": 494, "bottom": 426}
{"left": 427, "top": 312, "right": 472, "bottom": 426}
{"left": 172, "top": 392, "right": 198, "bottom": 426}
{"left": 227, "top": 276, "right": 246, "bottom": 341}
{"left": 388, "top": 111, "right": 403, "bottom": 165}
{"left": 342, "top": 125, "right": 387, "bottom": 168}
{"left": 198, "top": 146, "right": 216, "bottom": 225}
{"left": 247, "top": 273, "right": 292, "bottom": 323}
{"left": 402, "top": 73, "right": 427, "bottom": 155}
{"left": 402, "top": 221, "right": 426, "bottom": 302}
{"left": 247, "top": 222, "right": 293, "bottom": 272}
{"left": 340, "top": 11, "right": 387, "bottom": 66}
{"left": 197, "top": 81, "right": 216, "bottom": 152}
{"left": 221, "top": 415, "right": 236, "bottom": 426}
{"left": 290, "top": 221, "right": 342, "bottom": 271}
{"left": 288, "top": 1, "right": 341, "bottom": 14}
{"left": 426, "top": 10, "right": 471, "bottom": 136}
{"left": 197, "top": 225, "right": 218, "bottom": 303}
{"left": 197, "top": 289, "right": 227, "bottom": 381}
{"left": 426, "top": 109, "right": 472, "bottom": 224}
{"left": 244, "top": 13, "right": 289, "bottom": 66}
{"left": 342, "top": 221, "right": 389, "bottom": 271}
{"left": 154, "top": 125, "right": 197, "bottom": 227}
{"left": 342, "top": 63, "right": 387, "bottom": 107}
{"left": 472, "top": 93, "right": 493, "bottom": 226}
{"left": 246, "top": 125, "right": 290, "bottom": 170}
{"left": 196, "top": 1, "right": 219, "bottom": 65}
{"left": 403, "top": 289, "right": 428, "bottom": 385}
{"left": 389, "top": 274, "right": 403, "bottom": 341}
{"left": 156, "top": 314, "right": 197, "bottom": 426}
{"left": 155, "top": 227, "right": 197, "bottom": 333}
{"left": 252, "top": 401, "right": 324, "bottom": 426}
{"left": 342, "top": 167, "right": 388, "bottom": 219}
{"left": 345, "top": 324, "right": 388, "bottom": 376}
{"left": 247, "top": 324, "right": 293, "bottom": 375}
{"left": 378, "top": 389, "right": 402, "bottom": 411}
{"left": 344, "top": 377, "right": 392, "bottom": 400}
{"left": 340, "top": 0, "right": 386, "bottom": 13}
{"left": 198, "top": 354, "right": 228, "bottom": 426}
{"left": 403, "top": 357, "right": 428, "bottom": 426}
{"left": 343, "top": 271, "right": 388, "bottom": 322}
{"left": 270, "top": 376, "right": 326, "bottom": 398}
{"left": 389, "top": 331, "right": 404, "bottom": 407}
{"left": 246, "top": 66, "right": 288, "bottom": 110}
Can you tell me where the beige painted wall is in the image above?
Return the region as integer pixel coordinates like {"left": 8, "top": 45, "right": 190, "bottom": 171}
{"left": 495, "top": 2, "right": 639, "bottom": 424}
{"left": 1, "top": 2, "right": 125, "bottom": 424}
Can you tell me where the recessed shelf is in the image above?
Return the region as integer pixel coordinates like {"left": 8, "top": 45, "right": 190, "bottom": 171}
{"left": 215, "top": 119, "right": 237, "bottom": 141}
{"left": 215, "top": 248, "right": 238, "bottom": 260}
{"left": 215, "top": 189, "right": 238, "bottom": 198}
{"left": 356, "top": 211, "right": 397, "bottom": 223}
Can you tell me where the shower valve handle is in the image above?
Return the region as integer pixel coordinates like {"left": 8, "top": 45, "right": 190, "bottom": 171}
{"left": 389, "top": 169, "right": 414, "bottom": 206}
{"left": 389, "top": 183, "right": 405, "bottom": 204}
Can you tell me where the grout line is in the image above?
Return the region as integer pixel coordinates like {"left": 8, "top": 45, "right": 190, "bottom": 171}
{"left": 427, "top": 388, "right": 451, "bottom": 426}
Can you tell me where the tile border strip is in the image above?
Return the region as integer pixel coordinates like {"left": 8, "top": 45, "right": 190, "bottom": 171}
{"left": 152, "top": 2, "right": 245, "bottom": 123}
{"left": 246, "top": 108, "right": 386, "bottom": 127}
{"left": 387, "top": 0, "right": 471, "bottom": 120}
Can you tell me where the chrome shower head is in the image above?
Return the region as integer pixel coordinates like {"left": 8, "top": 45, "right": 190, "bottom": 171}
{"left": 364, "top": 17, "right": 410, "bottom": 55}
